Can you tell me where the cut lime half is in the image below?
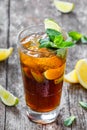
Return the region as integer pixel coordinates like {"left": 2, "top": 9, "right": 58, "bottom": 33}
{"left": 0, "top": 47, "right": 13, "bottom": 61}
{"left": 44, "top": 18, "right": 61, "bottom": 32}
{"left": 54, "top": 0, "right": 75, "bottom": 13}
{"left": 0, "top": 85, "right": 19, "bottom": 106}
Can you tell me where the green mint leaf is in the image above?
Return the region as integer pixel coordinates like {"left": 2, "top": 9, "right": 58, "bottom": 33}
{"left": 68, "top": 31, "right": 82, "bottom": 41}
{"left": 46, "top": 29, "right": 61, "bottom": 42}
{"left": 60, "top": 41, "right": 75, "bottom": 48}
{"left": 64, "top": 116, "right": 76, "bottom": 127}
{"left": 56, "top": 48, "right": 67, "bottom": 59}
{"left": 54, "top": 34, "right": 64, "bottom": 46}
{"left": 39, "top": 29, "right": 76, "bottom": 49}
{"left": 81, "top": 36, "right": 87, "bottom": 44}
{"left": 39, "top": 38, "right": 57, "bottom": 48}
{"left": 79, "top": 101, "right": 87, "bottom": 109}
{"left": 57, "top": 37, "right": 75, "bottom": 48}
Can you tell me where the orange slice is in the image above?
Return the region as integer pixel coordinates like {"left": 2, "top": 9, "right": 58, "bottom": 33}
{"left": 44, "top": 64, "right": 65, "bottom": 80}
{"left": 31, "top": 70, "right": 44, "bottom": 83}
{"left": 22, "top": 67, "right": 32, "bottom": 79}
{"left": 75, "top": 59, "right": 87, "bottom": 89}
{"left": 37, "top": 56, "right": 64, "bottom": 71}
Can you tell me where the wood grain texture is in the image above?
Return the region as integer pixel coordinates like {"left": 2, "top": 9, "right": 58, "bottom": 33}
{"left": 0, "top": 0, "right": 9, "bottom": 129}
{"left": 0, "top": 0, "right": 87, "bottom": 130}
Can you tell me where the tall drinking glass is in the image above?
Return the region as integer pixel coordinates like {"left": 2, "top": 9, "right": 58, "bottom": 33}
{"left": 18, "top": 25, "right": 67, "bottom": 124}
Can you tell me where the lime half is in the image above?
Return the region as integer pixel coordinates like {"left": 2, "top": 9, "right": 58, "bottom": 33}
{"left": 0, "top": 47, "right": 13, "bottom": 61}
{"left": 44, "top": 18, "right": 61, "bottom": 32}
{"left": 54, "top": 0, "right": 75, "bottom": 13}
{"left": 0, "top": 85, "right": 19, "bottom": 106}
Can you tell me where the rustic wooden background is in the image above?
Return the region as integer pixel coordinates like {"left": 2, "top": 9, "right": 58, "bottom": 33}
{"left": 0, "top": 0, "right": 87, "bottom": 130}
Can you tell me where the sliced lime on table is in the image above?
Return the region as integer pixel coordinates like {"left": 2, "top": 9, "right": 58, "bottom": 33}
{"left": 54, "top": 0, "right": 75, "bottom": 13}
{"left": 0, "top": 85, "right": 19, "bottom": 106}
{"left": 0, "top": 47, "right": 13, "bottom": 61}
{"left": 44, "top": 18, "right": 61, "bottom": 32}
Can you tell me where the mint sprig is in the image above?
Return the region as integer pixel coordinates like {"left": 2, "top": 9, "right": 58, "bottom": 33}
{"left": 68, "top": 31, "right": 87, "bottom": 44}
{"left": 39, "top": 38, "right": 57, "bottom": 49}
{"left": 68, "top": 31, "right": 82, "bottom": 41}
{"left": 64, "top": 116, "right": 76, "bottom": 127}
{"left": 39, "top": 29, "right": 75, "bottom": 49}
{"left": 79, "top": 101, "right": 87, "bottom": 109}
{"left": 46, "top": 29, "right": 61, "bottom": 41}
{"left": 81, "top": 36, "right": 87, "bottom": 43}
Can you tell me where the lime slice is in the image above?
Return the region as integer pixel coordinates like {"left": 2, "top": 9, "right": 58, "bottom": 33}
{"left": 0, "top": 47, "right": 13, "bottom": 61}
{"left": 0, "top": 85, "right": 19, "bottom": 106}
{"left": 44, "top": 18, "right": 61, "bottom": 32}
{"left": 54, "top": 75, "right": 63, "bottom": 84}
{"left": 54, "top": 0, "right": 75, "bottom": 13}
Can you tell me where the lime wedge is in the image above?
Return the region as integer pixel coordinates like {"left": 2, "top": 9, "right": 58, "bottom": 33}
{"left": 0, "top": 47, "right": 13, "bottom": 61}
{"left": 44, "top": 18, "right": 61, "bottom": 32}
{"left": 0, "top": 85, "right": 19, "bottom": 106}
{"left": 54, "top": 0, "right": 75, "bottom": 13}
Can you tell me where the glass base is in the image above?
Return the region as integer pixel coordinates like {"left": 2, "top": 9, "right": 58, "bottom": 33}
{"left": 27, "top": 107, "right": 60, "bottom": 124}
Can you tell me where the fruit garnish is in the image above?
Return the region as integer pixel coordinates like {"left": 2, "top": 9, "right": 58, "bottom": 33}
{"left": 37, "top": 55, "right": 64, "bottom": 71}
{"left": 0, "top": 85, "right": 19, "bottom": 106}
{"left": 39, "top": 19, "right": 75, "bottom": 49}
{"left": 75, "top": 59, "right": 87, "bottom": 89}
{"left": 54, "top": 75, "right": 63, "bottom": 84}
{"left": 44, "top": 18, "right": 61, "bottom": 32}
{"left": 64, "top": 69, "right": 79, "bottom": 83}
{"left": 54, "top": 0, "right": 75, "bottom": 13}
{"left": 0, "top": 47, "right": 13, "bottom": 61}
{"left": 44, "top": 64, "right": 65, "bottom": 80}
{"left": 31, "top": 70, "right": 44, "bottom": 83}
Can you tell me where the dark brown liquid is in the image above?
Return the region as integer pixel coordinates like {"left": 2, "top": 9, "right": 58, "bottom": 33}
{"left": 19, "top": 34, "right": 66, "bottom": 112}
{"left": 22, "top": 67, "right": 63, "bottom": 112}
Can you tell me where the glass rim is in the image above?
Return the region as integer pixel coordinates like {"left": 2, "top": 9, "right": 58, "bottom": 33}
{"left": 18, "top": 24, "right": 67, "bottom": 53}
{"left": 18, "top": 24, "right": 44, "bottom": 42}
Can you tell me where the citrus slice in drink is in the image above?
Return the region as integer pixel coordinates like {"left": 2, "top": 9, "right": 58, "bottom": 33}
{"left": 54, "top": 0, "right": 75, "bottom": 13}
{"left": 22, "top": 67, "right": 33, "bottom": 79}
{"left": 64, "top": 69, "right": 79, "bottom": 83}
{"left": 0, "top": 85, "right": 19, "bottom": 106}
{"left": 54, "top": 75, "right": 63, "bottom": 84}
{"left": 44, "top": 64, "right": 65, "bottom": 80}
{"left": 31, "top": 70, "right": 44, "bottom": 83}
{"left": 37, "top": 55, "right": 65, "bottom": 71}
{"left": 75, "top": 59, "right": 87, "bottom": 89}
{"left": 44, "top": 18, "right": 61, "bottom": 32}
{"left": 0, "top": 47, "right": 13, "bottom": 61}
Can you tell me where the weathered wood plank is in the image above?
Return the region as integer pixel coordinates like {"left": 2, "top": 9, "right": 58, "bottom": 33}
{"left": 5, "top": 0, "right": 43, "bottom": 130}
{"left": 41, "top": 0, "right": 87, "bottom": 130}
{"left": 0, "top": 0, "right": 9, "bottom": 129}
{"left": 1, "top": 0, "right": 87, "bottom": 130}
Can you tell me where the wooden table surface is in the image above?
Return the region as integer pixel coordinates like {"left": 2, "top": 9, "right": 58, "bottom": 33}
{"left": 0, "top": 0, "right": 87, "bottom": 130}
